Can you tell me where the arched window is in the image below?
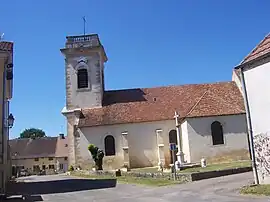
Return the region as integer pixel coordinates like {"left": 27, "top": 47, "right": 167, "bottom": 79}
{"left": 104, "top": 135, "right": 115, "bottom": 156}
{"left": 77, "top": 69, "right": 88, "bottom": 89}
{"left": 211, "top": 121, "right": 224, "bottom": 145}
{"left": 169, "top": 129, "right": 178, "bottom": 164}
{"left": 169, "top": 130, "right": 177, "bottom": 144}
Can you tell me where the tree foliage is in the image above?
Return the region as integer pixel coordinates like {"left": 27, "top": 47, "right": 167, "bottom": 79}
{"left": 20, "top": 128, "right": 46, "bottom": 139}
{"left": 88, "top": 144, "right": 104, "bottom": 170}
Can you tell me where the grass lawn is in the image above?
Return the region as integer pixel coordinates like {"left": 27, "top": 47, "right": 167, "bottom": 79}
{"left": 71, "top": 161, "right": 251, "bottom": 187}
{"left": 72, "top": 172, "right": 182, "bottom": 187}
{"left": 131, "top": 161, "right": 251, "bottom": 174}
{"left": 131, "top": 167, "right": 162, "bottom": 173}
{"left": 240, "top": 184, "right": 270, "bottom": 196}
{"left": 180, "top": 161, "right": 251, "bottom": 173}
{"left": 117, "top": 176, "right": 182, "bottom": 186}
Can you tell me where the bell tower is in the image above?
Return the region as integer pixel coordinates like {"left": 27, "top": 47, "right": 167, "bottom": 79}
{"left": 60, "top": 34, "right": 107, "bottom": 167}
{"left": 61, "top": 34, "right": 107, "bottom": 110}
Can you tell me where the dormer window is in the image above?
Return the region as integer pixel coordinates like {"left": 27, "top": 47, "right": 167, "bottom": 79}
{"left": 77, "top": 68, "right": 88, "bottom": 89}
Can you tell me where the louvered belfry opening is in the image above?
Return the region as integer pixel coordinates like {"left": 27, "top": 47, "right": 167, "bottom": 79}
{"left": 77, "top": 69, "right": 88, "bottom": 89}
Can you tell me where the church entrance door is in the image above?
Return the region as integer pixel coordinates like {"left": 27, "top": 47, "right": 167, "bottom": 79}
{"left": 169, "top": 130, "right": 178, "bottom": 164}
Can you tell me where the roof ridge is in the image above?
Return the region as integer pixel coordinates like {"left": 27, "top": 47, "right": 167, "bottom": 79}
{"left": 240, "top": 33, "right": 270, "bottom": 65}
{"left": 105, "top": 81, "right": 233, "bottom": 93}
{"left": 10, "top": 136, "right": 57, "bottom": 141}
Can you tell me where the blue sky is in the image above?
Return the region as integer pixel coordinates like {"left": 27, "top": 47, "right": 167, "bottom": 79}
{"left": 1, "top": 0, "right": 269, "bottom": 139}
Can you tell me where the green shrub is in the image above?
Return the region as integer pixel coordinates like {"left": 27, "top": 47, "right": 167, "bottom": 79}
{"left": 68, "top": 165, "right": 74, "bottom": 171}
{"left": 88, "top": 144, "right": 104, "bottom": 170}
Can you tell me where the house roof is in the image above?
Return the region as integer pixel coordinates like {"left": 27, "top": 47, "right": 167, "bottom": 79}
{"left": 0, "top": 41, "right": 13, "bottom": 52}
{"left": 79, "top": 81, "right": 245, "bottom": 127}
{"left": 241, "top": 33, "right": 270, "bottom": 65}
{"left": 9, "top": 136, "right": 68, "bottom": 159}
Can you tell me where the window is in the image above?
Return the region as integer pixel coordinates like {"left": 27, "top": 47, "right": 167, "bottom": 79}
{"left": 49, "top": 164, "right": 55, "bottom": 169}
{"left": 77, "top": 69, "right": 88, "bottom": 89}
{"left": 64, "top": 157, "right": 68, "bottom": 161}
{"left": 60, "top": 164, "right": 64, "bottom": 170}
{"left": 34, "top": 158, "right": 39, "bottom": 161}
{"left": 104, "top": 135, "right": 115, "bottom": 156}
{"left": 211, "top": 121, "right": 224, "bottom": 145}
{"left": 48, "top": 157, "right": 53, "bottom": 161}
{"left": 33, "top": 165, "right": 40, "bottom": 172}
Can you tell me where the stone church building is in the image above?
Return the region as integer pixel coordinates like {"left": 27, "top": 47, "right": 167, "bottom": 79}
{"left": 61, "top": 34, "right": 249, "bottom": 170}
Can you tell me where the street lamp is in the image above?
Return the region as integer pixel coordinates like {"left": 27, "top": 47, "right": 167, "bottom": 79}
{"left": 8, "top": 113, "right": 14, "bottom": 128}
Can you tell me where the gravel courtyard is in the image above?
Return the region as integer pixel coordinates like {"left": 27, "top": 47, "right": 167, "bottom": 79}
{"left": 7, "top": 172, "right": 268, "bottom": 202}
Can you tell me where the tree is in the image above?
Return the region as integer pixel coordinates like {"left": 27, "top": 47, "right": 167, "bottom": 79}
{"left": 88, "top": 144, "right": 104, "bottom": 170}
{"left": 20, "top": 128, "right": 46, "bottom": 139}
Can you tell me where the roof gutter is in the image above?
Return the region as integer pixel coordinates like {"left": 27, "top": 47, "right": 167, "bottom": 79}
{"left": 239, "top": 68, "right": 259, "bottom": 184}
{"left": 235, "top": 52, "right": 270, "bottom": 70}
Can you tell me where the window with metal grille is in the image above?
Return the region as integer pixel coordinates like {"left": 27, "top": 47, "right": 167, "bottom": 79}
{"left": 211, "top": 121, "right": 224, "bottom": 145}
{"left": 77, "top": 69, "right": 88, "bottom": 89}
{"left": 104, "top": 135, "right": 115, "bottom": 156}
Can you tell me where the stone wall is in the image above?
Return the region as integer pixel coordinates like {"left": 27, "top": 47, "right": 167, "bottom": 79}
{"left": 254, "top": 132, "right": 270, "bottom": 184}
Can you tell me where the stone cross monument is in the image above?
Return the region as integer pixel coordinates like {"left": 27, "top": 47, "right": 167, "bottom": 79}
{"left": 174, "top": 111, "right": 185, "bottom": 170}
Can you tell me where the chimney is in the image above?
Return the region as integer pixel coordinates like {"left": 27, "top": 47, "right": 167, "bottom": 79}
{"left": 59, "top": 133, "right": 65, "bottom": 139}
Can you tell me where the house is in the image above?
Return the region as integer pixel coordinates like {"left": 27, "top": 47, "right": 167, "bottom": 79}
{"left": 9, "top": 134, "right": 69, "bottom": 175}
{"left": 235, "top": 33, "right": 270, "bottom": 184}
{"left": 61, "top": 34, "right": 250, "bottom": 170}
{"left": 0, "top": 40, "right": 14, "bottom": 195}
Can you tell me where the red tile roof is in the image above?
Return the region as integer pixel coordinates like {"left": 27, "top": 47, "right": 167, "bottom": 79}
{"left": 0, "top": 41, "right": 13, "bottom": 52}
{"left": 79, "top": 81, "right": 245, "bottom": 127}
{"left": 9, "top": 136, "right": 68, "bottom": 159}
{"left": 241, "top": 33, "right": 270, "bottom": 64}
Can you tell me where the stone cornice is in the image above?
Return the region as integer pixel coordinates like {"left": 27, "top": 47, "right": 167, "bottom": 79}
{"left": 60, "top": 46, "right": 107, "bottom": 62}
{"left": 61, "top": 107, "right": 82, "bottom": 116}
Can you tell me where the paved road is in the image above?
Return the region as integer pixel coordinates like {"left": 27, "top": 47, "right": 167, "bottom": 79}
{"left": 7, "top": 172, "right": 269, "bottom": 201}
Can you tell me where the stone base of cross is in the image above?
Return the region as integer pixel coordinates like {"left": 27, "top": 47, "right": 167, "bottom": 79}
{"left": 175, "top": 151, "right": 185, "bottom": 170}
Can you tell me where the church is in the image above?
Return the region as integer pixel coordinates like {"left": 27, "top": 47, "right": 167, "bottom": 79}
{"left": 61, "top": 34, "right": 249, "bottom": 170}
